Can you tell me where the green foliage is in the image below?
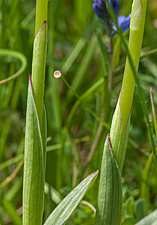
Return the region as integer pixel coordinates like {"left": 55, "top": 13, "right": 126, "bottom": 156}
{"left": 135, "top": 209, "right": 157, "bottom": 225}
{"left": 22, "top": 76, "right": 47, "bottom": 224}
{"left": 0, "top": 0, "right": 157, "bottom": 224}
{"left": 44, "top": 170, "right": 98, "bottom": 225}
{"left": 95, "top": 135, "right": 122, "bottom": 225}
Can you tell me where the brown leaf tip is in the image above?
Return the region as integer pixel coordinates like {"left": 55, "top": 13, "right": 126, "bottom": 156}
{"left": 106, "top": 134, "right": 112, "bottom": 148}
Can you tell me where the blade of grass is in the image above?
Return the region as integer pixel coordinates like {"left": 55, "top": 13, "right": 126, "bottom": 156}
{"left": 2, "top": 195, "right": 22, "bottom": 225}
{"left": 150, "top": 88, "right": 157, "bottom": 137}
{"left": 47, "top": 136, "right": 90, "bottom": 152}
{"left": 66, "top": 35, "right": 98, "bottom": 102}
{"left": 66, "top": 77, "right": 104, "bottom": 127}
{"left": 61, "top": 75, "right": 109, "bottom": 129}
{"left": 0, "top": 49, "right": 27, "bottom": 85}
{"left": 60, "top": 18, "right": 98, "bottom": 75}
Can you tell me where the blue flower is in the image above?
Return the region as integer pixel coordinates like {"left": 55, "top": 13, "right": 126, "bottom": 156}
{"left": 112, "top": 14, "right": 131, "bottom": 33}
{"left": 92, "top": 0, "right": 131, "bottom": 36}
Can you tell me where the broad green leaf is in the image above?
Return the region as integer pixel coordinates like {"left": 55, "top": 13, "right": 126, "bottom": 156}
{"left": 95, "top": 134, "right": 122, "bottom": 225}
{"left": 135, "top": 209, "right": 157, "bottom": 225}
{"left": 134, "top": 199, "right": 146, "bottom": 221}
{"left": 23, "top": 75, "right": 47, "bottom": 225}
{"left": 44, "top": 170, "right": 98, "bottom": 225}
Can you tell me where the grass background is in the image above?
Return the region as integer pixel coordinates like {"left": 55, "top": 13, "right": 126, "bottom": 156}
{"left": 0, "top": 0, "right": 157, "bottom": 224}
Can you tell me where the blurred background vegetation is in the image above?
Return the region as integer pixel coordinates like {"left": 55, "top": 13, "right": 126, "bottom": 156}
{"left": 0, "top": 0, "right": 157, "bottom": 224}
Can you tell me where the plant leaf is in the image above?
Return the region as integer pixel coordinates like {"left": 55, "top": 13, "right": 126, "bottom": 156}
{"left": 135, "top": 209, "right": 157, "bottom": 225}
{"left": 95, "top": 134, "right": 122, "bottom": 225}
{"left": 140, "top": 150, "right": 155, "bottom": 213}
{"left": 112, "top": 37, "right": 121, "bottom": 69}
{"left": 42, "top": 104, "right": 47, "bottom": 169}
{"left": 2, "top": 195, "right": 22, "bottom": 225}
{"left": 22, "top": 75, "right": 46, "bottom": 225}
{"left": 134, "top": 199, "right": 146, "bottom": 221}
{"left": 110, "top": 98, "right": 130, "bottom": 172}
{"left": 96, "top": 32, "right": 110, "bottom": 77}
{"left": 150, "top": 87, "right": 157, "bottom": 138}
{"left": 44, "top": 170, "right": 98, "bottom": 225}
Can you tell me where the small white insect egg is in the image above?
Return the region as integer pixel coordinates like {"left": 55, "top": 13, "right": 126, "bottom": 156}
{"left": 54, "top": 70, "right": 62, "bottom": 78}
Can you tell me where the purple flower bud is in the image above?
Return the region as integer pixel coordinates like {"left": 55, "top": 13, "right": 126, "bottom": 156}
{"left": 92, "top": 0, "right": 108, "bottom": 20}
{"left": 93, "top": 0, "right": 120, "bottom": 20}
{"left": 108, "top": 0, "right": 120, "bottom": 16}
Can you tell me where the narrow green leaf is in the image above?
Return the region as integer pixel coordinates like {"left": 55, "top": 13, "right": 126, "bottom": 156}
{"left": 141, "top": 48, "right": 157, "bottom": 59}
{"left": 44, "top": 170, "right": 98, "bottom": 225}
{"left": 60, "top": 18, "right": 97, "bottom": 75}
{"left": 0, "top": 49, "right": 27, "bottom": 85}
{"left": 46, "top": 136, "right": 90, "bottom": 152}
{"left": 23, "top": 75, "right": 46, "bottom": 225}
{"left": 95, "top": 134, "right": 122, "bottom": 225}
{"left": 66, "top": 35, "right": 98, "bottom": 102}
{"left": 141, "top": 150, "right": 157, "bottom": 213}
{"left": 150, "top": 87, "right": 157, "bottom": 138}
{"left": 96, "top": 33, "right": 110, "bottom": 77}
{"left": 2, "top": 195, "right": 22, "bottom": 225}
{"left": 61, "top": 75, "right": 109, "bottom": 129}
{"left": 135, "top": 209, "right": 157, "bottom": 225}
{"left": 114, "top": 48, "right": 157, "bottom": 75}
{"left": 66, "top": 77, "right": 104, "bottom": 127}
{"left": 112, "top": 37, "right": 121, "bottom": 69}
{"left": 0, "top": 154, "right": 23, "bottom": 171}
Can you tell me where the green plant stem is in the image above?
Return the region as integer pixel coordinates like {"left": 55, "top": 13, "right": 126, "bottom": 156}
{"left": 109, "top": 40, "right": 113, "bottom": 92}
{"left": 35, "top": 0, "right": 47, "bottom": 35}
{"left": 120, "top": 0, "right": 146, "bottom": 129}
{"left": 113, "top": 0, "right": 156, "bottom": 154}
{"left": 108, "top": 0, "right": 149, "bottom": 171}
{"left": 31, "top": 0, "right": 47, "bottom": 129}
